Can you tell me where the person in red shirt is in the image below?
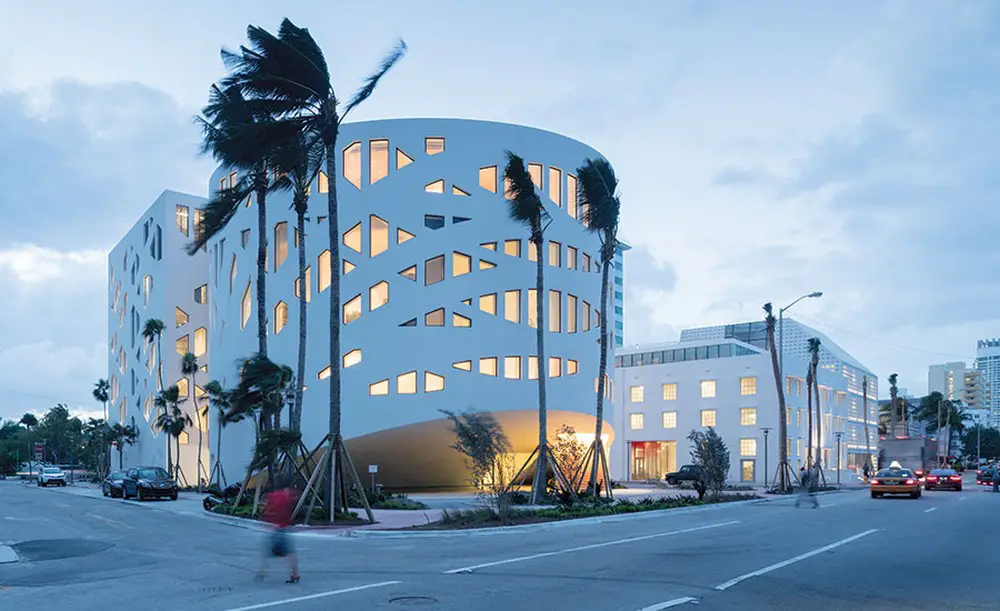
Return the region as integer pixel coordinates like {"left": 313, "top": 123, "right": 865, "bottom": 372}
{"left": 256, "top": 484, "right": 300, "bottom": 583}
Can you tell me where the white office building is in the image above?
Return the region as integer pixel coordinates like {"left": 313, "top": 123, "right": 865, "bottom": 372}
{"left": 974, "top": 339, "right": 1000, "bottom": 427}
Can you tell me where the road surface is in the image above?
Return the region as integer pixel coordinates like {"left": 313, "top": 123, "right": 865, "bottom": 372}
{"left": 1, "top": 477, "right": 997, "bottom": 610}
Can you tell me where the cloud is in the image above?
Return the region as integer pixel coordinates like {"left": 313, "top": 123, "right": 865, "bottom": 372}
{"left": 0, "top": 244, "right": 104, "bottom": 284}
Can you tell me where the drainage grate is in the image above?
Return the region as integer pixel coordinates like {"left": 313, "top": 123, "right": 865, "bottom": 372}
{"left": 389, "top": 596, "right": 438, "bottom": 606}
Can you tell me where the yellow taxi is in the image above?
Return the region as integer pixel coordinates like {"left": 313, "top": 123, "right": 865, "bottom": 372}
{"left": 870, "top": 467, "right": 921, "bottom": 499}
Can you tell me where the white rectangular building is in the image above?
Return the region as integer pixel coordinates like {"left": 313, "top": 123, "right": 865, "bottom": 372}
{"left": 974, "top": 340, "right": 1000, "bottom": 427}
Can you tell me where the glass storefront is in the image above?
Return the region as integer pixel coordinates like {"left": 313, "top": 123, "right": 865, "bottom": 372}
{"left": 630, "top": 441, "right": 676, "bottom": 481}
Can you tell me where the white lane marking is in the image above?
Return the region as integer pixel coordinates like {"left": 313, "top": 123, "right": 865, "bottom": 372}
{"left": 444, "top": 520, "right": 740, "bottom": 574}
{"left": 924, "top": 507, "right": 937, "bottom": 513}
{"left": 714, "top": 529, "right": 878, "bottom": 591}
{"left": 638, "top": 596, "right": 698, "bottom": 610}
{"left": 959, "top": 496, "right": 967, "bottom": 501}
{"left": 55, "top": 502, "right": 71, "bottom": 509}
{"left": 218, "top": 581, "right": 400, "bottom": 611}
{"left": 86, "top": 513, "right": 133, "bottom": 529}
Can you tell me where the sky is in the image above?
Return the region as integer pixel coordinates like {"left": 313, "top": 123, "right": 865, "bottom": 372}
{"left": 1, "top": 0, "right": 998, "bottom": 421}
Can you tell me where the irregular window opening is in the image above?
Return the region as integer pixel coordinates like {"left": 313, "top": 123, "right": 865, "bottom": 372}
{"left": 195, "top": 284, "right": 208, "bottom": 304}
{"left": 369, "top": 379, "right": 389, "bottom": 396}
{"left": 318, "top": 250, "right": 331, "bottom": 292}
{"left": 175, "top": 335, "right": 189, "bottom": 356}
{"left": 318, "top": 170, "right": 329, "bottom": 193}
{"left": 504, "top": 290, "right": 520, "bottom": 324}
{"left": 567, "top": 359, "right": 578, "bottom": 375}
{"left": 425, "top": 179, "right": 445, "bottom": 194}
{"left": 479, "top": 166, "right": 497, "bottom": 193}
{"left": 399, "top": 265, "right": 417, "bottom": 281}
{"left": 274, "top": 301, "right": 288, "bottom": 334}
{"left": 397, "top": 228, "right": 415, "bottom": 244}
{"left": 344, "top": 223, "right": 362, "bottom": 253}
{"left": 479, "top": 357, "right": 498, "bottom": 376}
{"left": 452, "top": 216, "right": 471, "bottom": 224}
{"left": 479, "top": 260, "right": 496, "bottom": 270}
{"left": 548, "top": 167, "right": 562, "bottom": 206}
{"left": 369, "top": 139, "right": 389, "bottom": 184}
{"left": 175, "top": 307, "right": 189, "bottom": 328}
{"left": 343, "top": 141, "right": 361, "bottom": 189}
{"left": 424, "top": 215, "right": 445, "bottom": 229}
{"left": 343, "top": 294, "right": 361, "bottom": 324}
{"left": 370, "top": 215, "right": 389, "bottom": 257}
{"left": 453, "top": 361, "right": 472, "bottom": 371}
{"left": 425, "top": 372, "right": 445, "bottom": 392}
{"left": 452, "top": 185, "right": 470, "bottom": 196}
{"left": 504, "top": 240, "right": 520, "bottom": 258}
{"left": 425, "top": 255, "right": 445, "bottom": 285}
{"left": 453, "top": 312, "right": 471, "bottom": 327}
{"left": 343, "top": 260, "right": 356, "bottom": 275}
{"left": 479, "top": 293, "right": 497, "bottom": 315}
{"left": 274, "top": 222, "right": 288, "bottom": 271}
{"left": 453, "top": 252, "right": 471, "bottom": 277}
{"left": 398, "top": 371, "right": 417, "bottom": 395}
{"left": 400, "top": 318, "right": 417, "bottom": 327}
{"left": 396, "top": 148, "right": 413, "bottom": 169}
{"left": 549, "top": 357, "right": 562, "bottom": 378}
{"left": 369, "top": 281, "right": 389, "bottom": 311}
{"left": 425, "top": 137, "right": 445, "bottom": 155}
{"left": 344, "top": 349, "right": 362, "bottom": 368}
{"left": 240, "top": 283, "right": 251, "bottom": 329}
{"left": 528, "top": 163, "right": 543, "bottom": 189}
{"left": 425, "top": 308, "right": 445, "bottom": 326}
{"left": 481, "top": 242, "right": 497, "bottom": 251}
{"left": 504, "top": 356, "right": 521, "bottom": 380}
{"left": 294, "top": 266, "right": 311, "bottom": 303}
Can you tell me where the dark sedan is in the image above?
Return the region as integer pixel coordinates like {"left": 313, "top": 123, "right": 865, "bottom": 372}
{"left": 121, "top": 466, "right": 178, "bottom": 501}
{"left": 102, "top": 471, "right": 126, "bottom": 498}
{"left": 924, "top": 468, "right": 963, "bottom": 491}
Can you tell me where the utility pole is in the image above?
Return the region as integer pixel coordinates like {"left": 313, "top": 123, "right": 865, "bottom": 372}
{"left": 835, "top": 432, "right": 843, "bottom": 487}
{"left": 761, "top": 427, "right": 772, "bottom": 488}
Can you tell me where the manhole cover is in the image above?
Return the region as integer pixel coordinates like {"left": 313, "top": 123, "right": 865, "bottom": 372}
{"left": 389, "top": 596, "right": 438, "bottom": 606}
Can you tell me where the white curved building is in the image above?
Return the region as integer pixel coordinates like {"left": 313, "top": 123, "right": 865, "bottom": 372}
{"left": 110, "top": 118, "right": 619, "bottom": 489}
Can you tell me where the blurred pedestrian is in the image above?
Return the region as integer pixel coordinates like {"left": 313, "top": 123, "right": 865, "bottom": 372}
{"left": 992, "top": 463, "right": 999, "bottom": 493}
{"left": 795, "top": 466, "right": 818, "bottom": 508}
{"left": 256, "top": 482, "right": 300, "bottom": 583}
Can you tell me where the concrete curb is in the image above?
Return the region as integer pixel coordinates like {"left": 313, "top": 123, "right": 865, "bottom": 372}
{"left": 0, "top": 545, "right": 18, "bottom": 564}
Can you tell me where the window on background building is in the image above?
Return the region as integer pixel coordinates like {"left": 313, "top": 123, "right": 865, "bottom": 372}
{"left": 240, "top": 283, "right": 251, "bottom": 329}
{"left": 549, "top": 290, "right": 561, "bottom": 332}
{"left": 316, "top": 170, "right": 329, "bottom": 193}
{"left": 504, "top": 356, "right": 521, "bottom": 379}
{"left": 397, "top": 228, "right": 415, "bottom": 244}
{"left": 786, "top": 438, "right": 792, "bottom": 456}
{"left": 344, "top": 223, "right": 362, "bottom": 253}
{"left": 452, "top": 312, "right": 471, "bottom": 327}
{"left": 797, "top": 438, "right": 803, "bottom": 457}
{"left": 566, "top": 173, "right": 578, "bottom": 218}
{"left": 229, "top": 254, "right": 238, "bottom": 294}
{"left": 740, "top": 377, "right": 757, "bottom": 396}
{"left": 481, "top": 241, "right": 497, "bottom": 251}
{"left": 662, "top": 411, "right": 677, "bottom": 428}
{"left": 701, "top": 409, "right": 716, "bottom": 427}
{"left": 425, "top": 255, "right": 445, "bottom": 286}
{"left": 582, "top": 301, "right": 591, "bottom": 332}
{"left": 396, "top": 148, "right": 413, "bottom": 169}
{"left": 176, "top": 205, "right": 189, "bottom": 236}
{"left": 528, "top": 356, "right": 539, "bottom": 380}
{"left": 662, "top": 383, "right": 677, "bottom": 400}
{"left": 740, "top": 408, "right": 757, "bottom": 426}
{"left": 369, "top": 379, "right": 389, "bottom": 396}
{"left": 741, "top": 460, "right": 755, "bottom": 482}
{"left": 479, "top": 166, "right": 497, "bottom": 192}
{"left": 195, "top": 284, "right": 208, "bottom": 304}
{"left": 294, "top": 266, "right": 311, "bottom": 303}
{"left": 425, "top": 179, "right": 445, "bottom": 194}
{"left": 453, "top": 252, "right": 471, "bottom": 277}
{"left": 797, "top": 409, "right": 803, "bottom": 426}
{"left": 548, "top": 167, "right": 561, "bottom": 205}
{"left": 175, "top": 335, "right": 189, "bottom": 356}
{"left": 527, "top": 289, "right": 538, "bottom": 328}
{"left": 425, "top": 372, "right": 445, "bottom": 392}
{"left": 528, "top": 241, "right": 538, "bottom": 262}
{"left": 479, "top": 357, "right": 498, "bottom": 376}
{"left": 630, "top": 413, "right": 644, "bottom": 430}
{"left": 528, "top": 162, "right": 543, "bottom": 188}
{"left": 343, "top": 260, "right": 356, "bottom": 274}
{"left": 343, "top": 142, "right": 361, "bottom": 188}
{"left": 630, "top": 386, "right": 644, "bottom": 403}
{"left": 370, "top": 215, "right": 389, "bottom": 257}
{"left": 425, "top": 137, "right": 445, "bottom": 155}
{"left": 479, "top": 293, "right": 497, "bottom": 315}
{"left": 320, "top": 366, "right": 333, "bottom": 379}
{"left": 452, "top": 185, "right": 470, "bottom": 196}
{"left": 175, "top": 307, "right": 188, "bottom": 328}
{"left": 398, "top": 371, "right": 417, "bottom": 394}
{"left": 317, "top": 251, "right": 331, "bottom": 292}
{"left": 425, "top": 308, "right": 445, "bottom": 327}
{"left": 700, "top": 380, "right": 716, "bottom": 398}
{"left": 504, "top": 290, "right": 520, "bottom": 323}
{"left": 549, "top": 357, "right": 561, "bottom": 378}
{"left": 343, "top": 349, "right": 362, "bottom": 368}
{"left": 566, "top": 359, "right": 578, "bottom": 375}
{"left": 566, "top": 294, "right": 577, "bottom": 333}
{"left": 369, "top": 139, "right": 389, "bottom": 184}
{"left": 193, "top": 327, "right": 207, "bottom": 357}
{"left": 504, "top": 239, "right": 521, "bottom": 258}
{"left": 343, "top": 294, "right": 361, "bottom": 324}
{"left": 177, "top": 378, "right": 189, "bottom": 398}
{"left": 143, "top": 275, "right": 152, "bottom": 306}
{"left": 567, "top": 246, "right": 578, "bottom": 270}
{"left": 453, "top": 360, "right": 472, "bottom": 371}
{"left": 369, "top": 281, "right": 389, "bottom": 311}
{"left": 399, "top": 266, "right": 417, "bottom": 281}
{"left": 548, "top": 241, "right": 561, "bottom": 267}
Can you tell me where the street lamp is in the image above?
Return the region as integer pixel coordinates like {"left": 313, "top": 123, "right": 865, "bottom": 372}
{"left": 834, "top": 432, "right": 843, "bottom": 487}
{"left": 778, "top": 291, "right": 823, "bottom": 383}
{"left": 760, "top": 427, "right": 772, "bottom": 488}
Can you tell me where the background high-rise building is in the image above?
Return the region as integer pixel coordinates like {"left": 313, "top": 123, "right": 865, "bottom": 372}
{"left": 928, "top": 361, "right": 991, "bottom": 415}
{"left": 974, "top": 339, "right": 1000, "bottom": 427}
{"left": 613, "top": 241, "right": 630, "bottom": 348}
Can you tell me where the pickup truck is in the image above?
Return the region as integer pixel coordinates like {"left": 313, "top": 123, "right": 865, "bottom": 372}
{"left": 665, "top": 464, "right": 704, "bottom": 487}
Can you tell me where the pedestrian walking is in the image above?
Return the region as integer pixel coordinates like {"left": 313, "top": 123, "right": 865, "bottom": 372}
{"left": 255, "top": 483, "right": 300, "bottom": 584}
{"left": 992, "top": 463, "right": 999, "bottom": 493}
{"left": 795, "top": 466, "right": 818, "bottom": 508}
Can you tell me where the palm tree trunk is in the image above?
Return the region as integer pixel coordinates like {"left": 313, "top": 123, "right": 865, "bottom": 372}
{"left": 530, "top": 234, "right": 548, "bottom": 504}
{"left": 589, "top": 254, "right": 612, "bottom": 494}
{"left": 193, "top": 372, "right": 203, "bottom": 492}
{"left": 215, "top": 416, "right": 223, "bottom": 485}
{"left": 814, "top": 365, "right": 822, "bottom": 470}
{"left": 862, "top": 377, "right": 871, "bottom": 472}
{"left": 118, "top": 446, "right": 123, "bottom": 470}
{"left": 255, "top": 170, "right": 269, "bottom": 360}
{"left": 293, "top": 207, "right": 307, "bottom": 433}
{"left": 165, "top": 432, "right": 173, "bottom": 478}
{"left": 806, "top": 371, "right": 813, "bottom": 467}
{"left": 326, "top": 141, "right": 343, "bottom": 516}
{"left": 176, "top": 436, "right": 182, "bottom": 481}
{"left": 890, "top": 389, "right": 898, "bottom": 438}
{"left": 765, "top": 320, "right": 789, "bottom": 492}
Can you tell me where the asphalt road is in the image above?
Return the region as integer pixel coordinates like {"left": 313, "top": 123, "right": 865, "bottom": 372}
{"left": 2, "top": 476, "right": 998, "bottom": 611}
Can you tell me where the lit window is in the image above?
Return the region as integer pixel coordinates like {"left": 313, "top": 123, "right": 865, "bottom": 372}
{"left": 481, "top": 242, "right": 497, "bottom": 252}
{"left": 453, "top": 312, "right": 471, "bottom": 327}
{"left": 396, "top": 148, "right": 413, "bottom": 169}
{"left": 741, "top": 408, "right": 757, "bottom": 426}
{"left": 143, "top": 275, "right": 152, "bottom": 306}
{"left": 662, "top": 411, "right": 677, "bottom": 429}
{"left": 343, "top": 141, "right": 361, "bottom": 189}
{"left": 274, "top": 301, "right": 288, "bottom": 334}
{"left": 504, "top": 290, "right": 520, "bottom": 323}
{"left": 343, "top": 294, "right": 361, "bottom": 324}
{"left": 528, "top": 241, "right": 538, "bottom": 262}
{"left": 240, "top": 283, "right": 251, "bottom": 329}
{"left": 549, "top": 357, "right": 562, "bottom": 378}
{"left": 504, "top": 356, "right": 521, "bottom": 379}
{"left": 479, "top": 357, "right": 498, "bottom": 376}
{"left": 425, "top": 255, "right": 445, "bottom": 285}
{"left": 229, "top": 254, "right": 238, "bottom": 294}
{"left": 317, "top": 170, "right": 329, "bottom": 193}
{"left": 479, "top": 260, "right": 496, "bottom": 270}
{"left": 566, "top": 359, "right": 578, "bottom": 375}
{"left": 176, "top": 335, "right": 189, "bottom": 356}
{"left": 567, "top": 246, "right": 578, "bottom": 270}
{"left": 630, "top": 386, "right": 644, "bottom": 403}
{"left": 342, "top": 349, "right": 362, "bottom": 368}
{"left": 700, "top": 380, "right": 717, "bottom": 398}
{"left": 344, "top": 223, "right": 362, "bottom": 253}
{"left": 369, "top": 379, "right": 389, "bottom": 396}
{"left": 797, "top": 438, "right": 802, "bottom": 457}
{"left": 425, "top": 137, "right": 445, "bottom": 155}
{"left": 662, "top": 383, "right": 677, "bottom": 400}
{"left": 425, "top": 372, "right": 445, "bottom": 392}
{"left": 453, "top": 361, "right": 472, "bottom": 371}
{"left": 424, "top": 214, "right": 445, "bottom": 229}
{"left": 176, "top": 205, "right": 189, "bottom": 236}
{"left": 370, "top": 215, "right": 389, "bottom": 257}
{"left": 581, "top": 201, "right": 591, "bottom": 227}
{"left": 343, "top": 260, "right": 356, "bottom": 274}
{"left": 453, "top": 252, "right": 471, "bottom": 276}
{"left": 528, "top": 356, "right": 538, "bottom": 380}
{"left": 274, "top": 222, "right": 288, "bottom": 271}
{"left": 528, "top": 289, "right": 538, "bottom": 328}
{"left": 740, "top": 438, "right": 757, "bottom": 457}
{"left": 548, "top": 167, "right": 562, "bottom": 205}
{"left": 504, "top": 240, "right": 521, "bottom": 258}
{"left": 479, "top": 293, "right": 497, "bottom": 315}
{"left": 740, "top": 377, "right": 757, "bottom": 396}
{"left": 479, "top": 166, "right": 497, "bottom": 192}
{"left": 630, "top": 413, "right": 644, "bottom": 430}
{"left": 195, "top": 284, "right": 208, "bottom": 304}
{"left": 452, "top": 185, "right": 470, "bottom": 196}
{"left": 294, "top": 266, "right": 311, "bottom": 303}
{"left": 548, "top": 241, "right": 561, "bottom": 267}
{"left": 398, "top": 371, "right": 417, "bottom": 394}
{"left": 701, "top": 410, "right": 717, "bottom": 427}
{"left": 425, "top": 308, "right": 445, "bottom": 326}
{"left": 528, "top": 163, "right": 542, "bottom": 188}
{"left": 549, "top": 290, "right": 561, "bottom": 332}
{"left": 400, "top": 265, "right": 417, "bottom": 281}
{"left": 318, "top": 250, "right": 331, "bottom": 292}
{"left": 425, "top": 179, "right": 445, "bottom": 194}
{"left": 397, "top": 228, "right": 415, "bottom": 244}
{"left": 567, "top": 294, "right": 577, "bottom": 333}
{"left": 567, "top": 174, "right": 578, "bottom": 219}
{"left": 193, "top": 327, "right": 207, "bottom": 357}
{"left": 369, "top": 281, "right": 389, "bottom": 311}
{"left": 177, "top": 378, "right": 189, "bottom": 399}
{"left": 175, "top": 307, "right": 189, "bottom": 328}
{"left": 241, "top": 229, "right": 250, "bottom": 248}
{"left": 583, "top": 253, "right": 591, "bottom": 273}
{"left": 582, "top": 301, "right": 591, "bottom": 332}
{"left": 369, "top": 139, "right": 389, "bottom": 184}
{"left": 461, "top": 298, "right": 472, "bottom": 306}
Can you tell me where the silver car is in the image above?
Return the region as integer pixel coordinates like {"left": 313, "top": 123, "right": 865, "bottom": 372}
{"left": 37, "top": 467, "right": 67, "bottom": 487}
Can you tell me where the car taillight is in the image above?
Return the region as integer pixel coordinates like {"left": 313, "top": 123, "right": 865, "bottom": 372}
{"left": 926, "top": 476, "right": 938, "bottom": 481}
{"left": 904, "top": 479, "right": 915, "bottom": 485}
{"left": 949, "top": 475, "right": 961, "bottom": 481}
{"left": 870, "top": 479, "right": 880, "bottom": 485}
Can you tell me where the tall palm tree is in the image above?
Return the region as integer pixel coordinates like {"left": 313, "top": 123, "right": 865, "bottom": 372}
{"left": 155, "top": 385, "right": 181, "bottom": 477}
{"left": 222, "top": 19, "right": 406, "bottom": 515}
{"left": 204, "top": 380, "right": 231, "bottom": 487}
{"left": 142, "top": 319, "right": 165, "bottom": 392}
{"left": 806, "top": 366, "right": 814, "bottom": 467}
{"left": 92, "top": 379, "right": 110, "bottom": 478}
{"left": 108, "top": 422, "right": 139, "bottom": 469}
{"left": 505, "top": 152, "right": 553, "bottom": 503}
{"left": 577, "top": 157, "right": 621, "bottom": 496}
{"left": 181, "top": 352, "right": 205, "bottom": 491}
{"left": 808, "top": 338, "right": 822, "bottom": 470}
{"left": 763, "top": 303, "right": 790, "bottom": 491}
{"left": 170, "top": 411, "right": 193, "bottom": 484}
{"left": 862, "top": 376, "right": 872, "bottom": 474}
{"left": 888, "top": 373, "right": 899, "bottom": 438}
{"left": 19, "top": 413, "right": 38, "bottom": 476}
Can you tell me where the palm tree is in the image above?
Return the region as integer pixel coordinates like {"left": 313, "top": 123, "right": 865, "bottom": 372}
{"left": 222, "top": 19, "right": 406, "bottom": 515}
{"left": 577, "top": 157, "right": 621, "bottom": 497}
{"left": 19, "top": 413, "right": 38, "bottom": 476}
{"left": 107, "top": 422, "right": 139, "bottom": 469}
{"left": 806, "top": 366, "right": 814, "bottom": 467}
{"left": 763, "top": 303, "right": 791, "bottom": 491}
{"left": 142, "top": 319, "right": 165, "bottom": 392}
{"left": 204, "top": 380, "right": 231, "bottom": 487}
{"left": 170, "top": 411, "right": 193, "bottom": 484}
{"left": 888, "top": 373, "right": 899, "bottom": 438}
{"left": 504, "top": 152, "right": 553, "bottom": 503}
{"left": 181, "top": 352, "right": 205, "bottom": 491}
{"left": 808, "top": 338, "right": 822, "bottom": 470}
{"left": 155, "top": 385, "right": 181, "bottom": 477}
{"left": 92, "top": 379, "right": 111, "bottom": 478}
{"left": 862, "top": 376, "right": 872, "bottom": 474}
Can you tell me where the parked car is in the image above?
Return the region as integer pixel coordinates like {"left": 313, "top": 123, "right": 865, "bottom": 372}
{"left": 665, "top": 464, "right": 704, "bottom": 487}
{"left": 102, "top": 471, "right": 126, "bottom": 498}
{"left": 923, "top": 469, "right": 962, "bottom": 491}
{"left": 37, "top": 467, "right": 66, "bottom": 487}
{"left": 121, "top": 467, "right": 178, "bottom": 501}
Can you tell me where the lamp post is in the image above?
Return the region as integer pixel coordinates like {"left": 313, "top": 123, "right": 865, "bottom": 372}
{"left": 835, "top": 432, "right": 843, "bottom": 487}
{"left": 778, "top": 291, "right": 824, "bottom": 383}
{"left": 761, "top": 427, "right": 772, "bottom": 488}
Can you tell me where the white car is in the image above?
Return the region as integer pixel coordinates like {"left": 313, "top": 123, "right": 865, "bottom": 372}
{"left": 37, "top": 467, "right": 67, "bottom": 487}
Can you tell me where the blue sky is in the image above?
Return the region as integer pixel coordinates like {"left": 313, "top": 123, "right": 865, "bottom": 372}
{"left": 1, "top": 1, "right": 998, "bottom": 420}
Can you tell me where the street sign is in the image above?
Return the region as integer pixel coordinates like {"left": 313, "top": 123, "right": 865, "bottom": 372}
{"left": 368, "top": 464, "right": 378, "bottom": 474}
{"left": 33, "top": 443, "right": 43, "bottom": 461}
